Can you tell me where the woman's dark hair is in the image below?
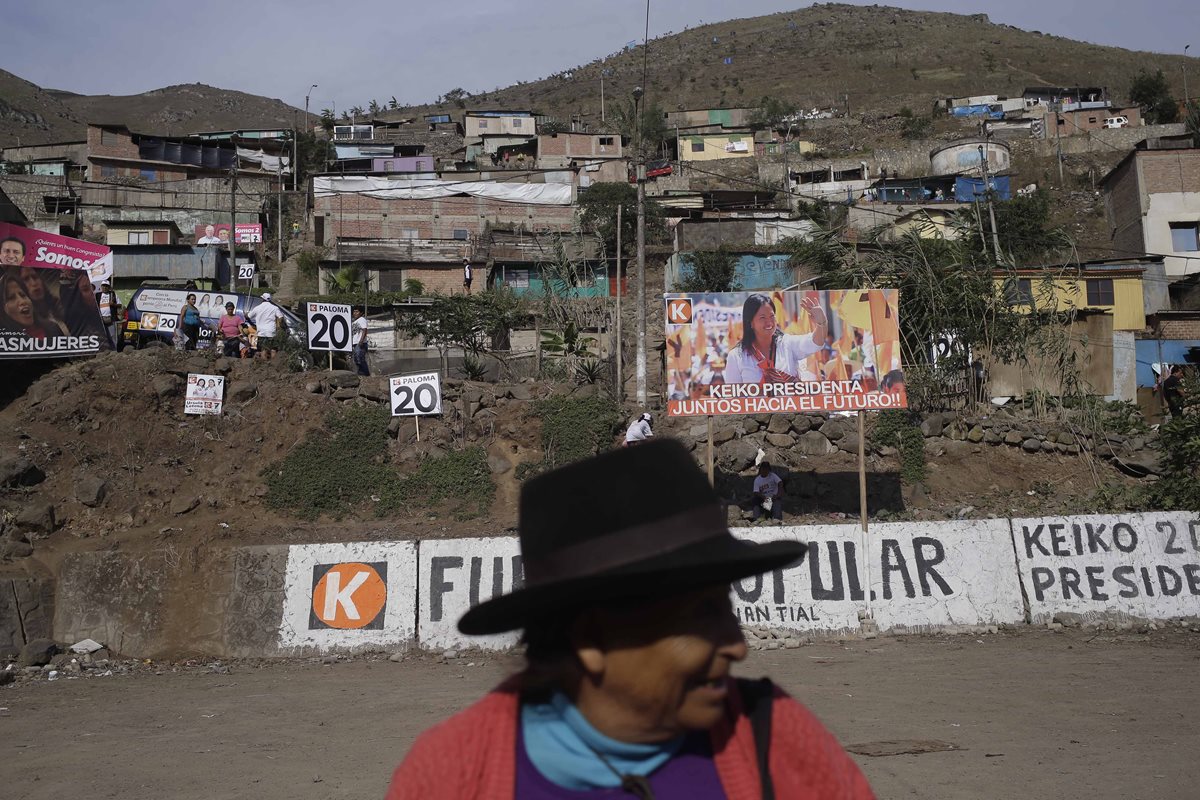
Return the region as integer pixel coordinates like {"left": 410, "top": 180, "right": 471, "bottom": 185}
{"left": 739, "top": 293, "right": 781, "bottom": 356}
{"left": 518, "top": 610, "right": 580, "bottom": 702}
{"left": 186, "top": 294, "right": 197, "bottom": 304}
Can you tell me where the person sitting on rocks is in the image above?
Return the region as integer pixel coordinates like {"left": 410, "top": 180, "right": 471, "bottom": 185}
{"left": 748, "top": 461, "right": 784, "bottom": 524}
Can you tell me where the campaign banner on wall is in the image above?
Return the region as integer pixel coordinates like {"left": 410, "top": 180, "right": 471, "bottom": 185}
{"left": 194, "top": 223, "right": 262, "bottom": 245}
{"left": 184, "top": 373, "right": 224, "bottom": 415}
{"left": 734, "top": 521, "right": 1024, "bottom": 632}
{"left": 663, "top": 289, "right": 907, "bottom": 417}
{"left": 1, "top": 226, "right": 112, "bottom": 358}
{"left": 1011, "top": 512, "right": 1200, "bottom": 622}
{"left": 278, "top": 541, "right": 418, "bottom": 650}
{"left": 418, "top": 537, "right": 523, "bottom": 650}
{"left": 0, "top": 222, "right": 113, "bottom": 285}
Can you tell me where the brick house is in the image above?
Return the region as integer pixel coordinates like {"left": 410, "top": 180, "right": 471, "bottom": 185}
{"left": 1101, "top": 136, "right": 1200, "bottom": 278}
{"left": 536, "top": 132, "right": 626, "bottom": 183}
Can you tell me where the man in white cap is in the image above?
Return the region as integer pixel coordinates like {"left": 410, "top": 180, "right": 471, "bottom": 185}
{"left": 624, "top": 412, "right": 654, "bottom": 446}
{"left": 246, "top": 293, "right": 284, "bottom": 360}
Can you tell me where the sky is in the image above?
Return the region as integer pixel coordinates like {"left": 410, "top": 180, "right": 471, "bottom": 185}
{"left": 3, "top": 1, "right": 1195, "bottom": 111}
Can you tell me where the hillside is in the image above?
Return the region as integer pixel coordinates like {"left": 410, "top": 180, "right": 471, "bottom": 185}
{"left": 0, "top": 70, "right": 302, "bottom": 146}
{"left": 399, "top": 3, "right": 1193, "bottom": 126}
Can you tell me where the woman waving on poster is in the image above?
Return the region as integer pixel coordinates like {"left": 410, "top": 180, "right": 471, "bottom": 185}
{"left": 723, "top": 292, "right": 827, "bottom": 384}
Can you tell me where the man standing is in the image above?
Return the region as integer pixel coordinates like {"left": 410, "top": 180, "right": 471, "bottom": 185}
{"left": 1162, "top": 365, "right": 1187, "bottom": 418}
{"left": 462, "top": 259, "right": 473, "bottom": 294}
{"left": 0, "top": 236, "right": 25, "bottom": 266}
{"left": 216, "top": 301, "right": 245, "bottom": 358}
{"left": 94, "top": 281, "right": 121, "bottom": 350}
{"left": 351, "top": 307, "right": 370, "bottom": 376}
{"left": 749, "top": 461, "right": 784, "bottom": 524}
{"left": 246, "top": 293, "right": 284, "bottom": 360}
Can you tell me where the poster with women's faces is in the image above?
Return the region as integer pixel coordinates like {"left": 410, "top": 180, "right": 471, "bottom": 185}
{"left": 0, "top": 224, "right": 113, "bottom": 359}
{"left": 663, "top": 289, "right": 907, "bottom": 417}
{"left": 185, "top": 374, "right": 224, "bottom": 415}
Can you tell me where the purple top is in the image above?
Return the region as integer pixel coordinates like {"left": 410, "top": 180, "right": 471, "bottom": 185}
{"left": 515, "top": 725, "right": 728, "bottom": 799}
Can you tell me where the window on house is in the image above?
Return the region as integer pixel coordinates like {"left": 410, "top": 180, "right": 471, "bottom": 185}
{"left": 599, "top": 137, "right": 614, "bottom": 146}
{"left": 100, "top": 165, "right": 116, "bottom": 178}
{"left": 398, "top": 228, "right": 419, "bottom": 239}
{"left": 690, "top": 140, "right": 704, "bottom": 152}
{"left": 478, "top": 119, "right": 488, "bottom": 129}
{"left": 100, "top": 129, "right": 119, "bottom": 146}
{"left": 140, "top": 168, "right": 156, "bottom": 181}
{"left": 452, "top": 229, "right": 470, "bottom": 240}
{"left": 1088, "top": 117, "right": 1097, "bottom": 124}
{"left": 1086, "top": 278, "right": 1114, "bottom": 306}
{"left": 513, "top": 118, "right": 523, "bottom": 127}
{"left": 1006, "top": 278, "right": 1034, "bottom": 307}
{"left": 1169, "top": 222, "right": 1200, "bottom": 252}
{"left": 128, "top": 231, "right": 151, "bottom": 245}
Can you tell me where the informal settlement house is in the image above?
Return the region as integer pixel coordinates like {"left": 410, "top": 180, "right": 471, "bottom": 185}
{"left": 1101, "top": 135, "right": 1200, "bottom": 278}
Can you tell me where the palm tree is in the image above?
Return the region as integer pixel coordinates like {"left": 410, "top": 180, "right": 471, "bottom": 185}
{"left": 388, "top": 96, "right": 399, "bottom": 110}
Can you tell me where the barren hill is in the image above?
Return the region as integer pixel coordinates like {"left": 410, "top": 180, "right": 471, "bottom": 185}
{"left": 401, "top": 3, "right": 1192, "bottom": 125}
{"left": 0, "top": 70, "right": 302, "bottom": 146}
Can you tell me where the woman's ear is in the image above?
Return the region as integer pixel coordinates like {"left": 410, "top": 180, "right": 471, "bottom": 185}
{"left": 570, "top": 610, "right": 606, "bottom": 678}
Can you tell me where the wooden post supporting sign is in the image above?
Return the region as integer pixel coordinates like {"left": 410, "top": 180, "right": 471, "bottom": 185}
{"left": 706, "top": 415, "right": 715, "bottom": 486}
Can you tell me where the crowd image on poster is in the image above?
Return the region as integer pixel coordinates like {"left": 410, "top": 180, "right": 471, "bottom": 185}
{"left": 0, "top": 223, "right": 112, "bottom": 359}
{"left": 664, "top": 289, "right": 907, "bottom": 417}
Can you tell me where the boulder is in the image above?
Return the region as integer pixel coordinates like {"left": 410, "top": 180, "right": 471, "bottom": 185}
{"left": 794, "top": 431, "right": 837, "bottom": 456}
{"left": 74, "top": 475, "right": 108, "bottom": 508}
{"left": 304, "top": 380, "right": 324, "bottom": 394}
{"left": 326, "top": 370, "right": 361, "bottom": 389}
{"left": 506, "top": 385, "right": 533, "bottom": 401}
{"left": 821, "top": 417, "right": 852, "bottom": 442}
{"left": 920, "top": 414, "right": 944, "bottom": 438}
{"left": 718, "top": 438, "right": 761, "bottom": 472}
{"left": 766, "top": 416, "right": 791, "bottom": 435}
{"left": 331, "top": 387, "right": 359, "bottom": 401}
{"left": 227, "top": 381, "right": 258, "bottom": 403}
{"left": 791, "top": 416, "right": 814, "bottom": 435}
{"left": 386, "top": 417, "right": 403, "bottom": 438}
{"left": 211, "top": 358, "right": 234, "bottom": 375}
{"left": 1114, "top": 453, "right": 1163, "bottom": 478}
{"left": 358, "top": 381, "right": 389, "bottom": 402}
{"left": 487, "top": 453, "right": 513, "bottom": 475}
{"left": 15, "top": 502, "right": 56, "bottom": 534}
{"left": 0, "top": 456, "right": 44, "bottom": 488}
{"left": 765, "top": 432, "right": 794, "bottom": 448}
{"left": 1004, "top": 431, "right": 1024, "bottom": 446}
{"left": 153, "top": 374, "right": 183, "bottom": 400}
{"left": 170, "top": 495, "right": 200, "bottom": 516}
{"left": 0, "top": 536, "right": 33, "bottom": 560}
{"left": 983, "top": 430, "right": 1002, "bottom": 445}
{"left": 966, "top": 425, "right": 985, "bottom": 443}
{"left": 18, "top": 639, "right": 58, "bottom": 668}
{"left": 1021, "top": 438, "right": 1042, "bottom": 453}
{"left": 712, "top": 427, "right": 735, "bottom": 446}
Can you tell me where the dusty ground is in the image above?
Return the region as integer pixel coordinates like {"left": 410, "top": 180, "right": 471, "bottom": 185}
{"left": 3, "top": 629, "right": 1197, "bottom": 800}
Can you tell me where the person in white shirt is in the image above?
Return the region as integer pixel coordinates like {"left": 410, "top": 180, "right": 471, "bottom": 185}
{"left": 462, "top": 259, "right": 473, "bottom": 294}
{"left": 750, "top": 461, "right": 784, "bottom": 523}
{"left": 197, "top": 224, "right": 222, "bottom": 245}
{"left": 351, "top": 307, "right": 370, "bottom": 376}
{"left": 246, "top": 293, "right": 283, "bottom": 360}
{"left": 723, "top": 292, "right": 828, "bottom": 384}
{"left": 623, "top": 412, "right": 653, "bottom": 446}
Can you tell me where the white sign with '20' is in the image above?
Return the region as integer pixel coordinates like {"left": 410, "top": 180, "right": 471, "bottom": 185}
{"left": 390, "top": 372, "right": 442, "bottom": 416}
{"left": 306, "top": 302, "right": 352, "bottom": 352}
{"left": 237, "top": 264, "right": 256, "bottom": 280}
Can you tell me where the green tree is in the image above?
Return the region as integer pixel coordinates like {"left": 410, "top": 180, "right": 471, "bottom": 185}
{"left": 965, "top": 188, "right": 1072, "bottom": 266}
{"left": 898, "top": 106, "right": 932, "bottom": 140}
{"left": 1129, "top": 69, "right": 1179, "bottom": 124}
{"left": 749, "top": 95, "right": 797, "bottom": 130}
{"left": 1148, "top": 374, "right": 1200, "bottom": 510}
{"left": 576, "top": 182, "right": 665, "bottom": 258}
{"left": 319, "top": 109, "right": 336, "bottom": 135}
{"left": 675, "top": 246, "right": 742, "bottom": 292}
{"left": 397, "top": 291, "right": 528, "bottom": 372}
{"left": 1185, "top": 100, "right": 1200, "bottom": 146}
{"left": 608, "top": 99, "right": 670, "bottom": 158}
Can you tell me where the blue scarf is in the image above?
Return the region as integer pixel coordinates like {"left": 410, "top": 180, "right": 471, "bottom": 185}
{"left": 521, "top": 692, "right": 684, "bottom": 790}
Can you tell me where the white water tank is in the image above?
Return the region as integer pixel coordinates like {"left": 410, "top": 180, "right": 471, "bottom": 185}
{"left": 930, "top": 139, "right": 1011, "bottom": 176}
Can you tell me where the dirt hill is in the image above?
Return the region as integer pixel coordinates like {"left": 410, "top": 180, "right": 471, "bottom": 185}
{"left": 395, "top": 3, "right": 1192, "bottom": 125}
{"left": 0, "top": 69, "right": 302, "bottom": 146}
{"left": 0, "top": 348, "right": 1147, "bottom": 572}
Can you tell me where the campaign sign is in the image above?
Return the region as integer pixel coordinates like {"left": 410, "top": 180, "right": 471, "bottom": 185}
{"left": 184, "top": 373, "right": 224, "bottom": 415}
{"left": 389, "top": 372, "right": 442, "bottom": 416}
{"left": 663, "top": 289, "right": 907, "bottom": 417}
{"left": 305, "top": 302, "right": 352, "bottom": 352}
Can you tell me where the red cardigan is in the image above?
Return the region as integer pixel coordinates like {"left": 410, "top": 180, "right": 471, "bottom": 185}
{"left": 386, "top": 680, "right": 875, "bottom": 799}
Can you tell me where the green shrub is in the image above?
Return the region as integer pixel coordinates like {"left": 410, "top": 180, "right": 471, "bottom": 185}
{"left": 869, "top": 410, "right": 926, "bottom": 484}
{"left": 378, "top": 446, "right": 494, "bottom": 519}
{"left": 262, "top": 405, "right": 398, "bottom": 519}
{"left": 521, "top": 395, "right": 622, "bottom": 478}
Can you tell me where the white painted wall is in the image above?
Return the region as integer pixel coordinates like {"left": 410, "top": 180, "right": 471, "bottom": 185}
{"left": 418, "top": 537, "right": 523, "bottom": 651}
{"left": 1011, "top": 512, "right": 1200, "bottom": 622}
{"left": 1145, "top": 193, "right": 1200, "bottom": 277}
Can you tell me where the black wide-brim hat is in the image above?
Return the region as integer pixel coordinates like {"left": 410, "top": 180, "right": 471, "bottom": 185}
{"left": 459, "top": 438, "right": 807, "bottom": 635}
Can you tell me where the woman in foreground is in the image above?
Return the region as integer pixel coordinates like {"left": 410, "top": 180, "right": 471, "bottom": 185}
{"left": 386, "top": 439, "right": 874, "bottom": 799}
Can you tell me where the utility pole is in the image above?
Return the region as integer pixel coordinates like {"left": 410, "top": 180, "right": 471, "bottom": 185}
{"left": 1050, "top": 101, "right": 1065, "bottom": 186}
{"left": 978, "top": 142, "right": 1002, "bottom": 264}
{"left": 600, "top": 71, "right": 606, "bottom": 123}
{"left": 229, "top": 162, "right": 238, "bottom": 291}
{"left": 277, "top": 162, "right": 284, "bottom": 263}
{"left": 615, "top": 204, "right": 623, "bottom": 402}
{"left": 1185, "top": 45, "right": 1192, "bottom": 107}
{"left": 634, "top": 86, "right": 648, "bottom": 406}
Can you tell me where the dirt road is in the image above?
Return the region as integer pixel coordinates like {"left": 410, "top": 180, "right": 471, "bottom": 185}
{"left": 2, "top": 629, "right": 1196, "bottom": 800}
